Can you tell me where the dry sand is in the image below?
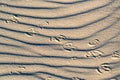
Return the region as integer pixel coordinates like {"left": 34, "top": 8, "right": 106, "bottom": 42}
{"left": 0, "top": 0, "right": 120, "bottom": 80}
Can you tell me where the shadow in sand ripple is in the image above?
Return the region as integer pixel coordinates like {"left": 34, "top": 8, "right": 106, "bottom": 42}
{"left": 44, "top": 0, "right": 88, "bottom": 4}
{"left": 0, "top": 2, "right": 60, "bottom": 9}
{"left": 0, "top": 52, "right": 86, "bottom": 59}
{"left": 0, "top": 0, "right": 120, "bottom": 80}
{"left": 0, "top": 0, "right": 115, "bottom": 19}
{"left": 0, "top": 34, "right": 60, "bottom": 46}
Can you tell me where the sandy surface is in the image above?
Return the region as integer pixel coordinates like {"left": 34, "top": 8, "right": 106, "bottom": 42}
{"left": 0, "top": 0, "right": 120, "bottom": 80}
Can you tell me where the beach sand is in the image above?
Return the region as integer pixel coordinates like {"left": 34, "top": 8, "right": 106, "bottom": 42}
{"left": 0, "top": 0, "right": 120, "bottom": 80}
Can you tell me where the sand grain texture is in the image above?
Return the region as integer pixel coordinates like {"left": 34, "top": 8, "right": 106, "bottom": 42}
{"left": 0, "top": 0, "right": 120, "bottom": 80}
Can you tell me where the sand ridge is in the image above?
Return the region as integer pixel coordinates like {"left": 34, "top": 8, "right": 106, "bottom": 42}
{"left": 0, "top": 0, "right": 120, "bottom": 80}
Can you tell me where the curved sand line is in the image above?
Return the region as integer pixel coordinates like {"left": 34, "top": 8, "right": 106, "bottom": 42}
{"left": 0, "top": 0, "right": 120, "bottom": 80}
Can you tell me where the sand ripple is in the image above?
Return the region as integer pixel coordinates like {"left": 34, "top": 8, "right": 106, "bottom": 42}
{"left": 0, "top": 0, "right": 120, "bottom": 80}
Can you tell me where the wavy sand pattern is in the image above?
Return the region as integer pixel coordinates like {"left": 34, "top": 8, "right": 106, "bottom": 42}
{"left": 0, "top": 0, "right": 120, "bottom": 80}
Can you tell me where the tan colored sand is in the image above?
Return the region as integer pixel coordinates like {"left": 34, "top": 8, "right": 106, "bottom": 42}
{"left": 0, "top": 0, "right": 120, "bottom": 80}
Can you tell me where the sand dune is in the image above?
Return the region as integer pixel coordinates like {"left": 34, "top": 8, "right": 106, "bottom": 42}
{"left": 0, "top": 0, "right": 120, "bottom": 80}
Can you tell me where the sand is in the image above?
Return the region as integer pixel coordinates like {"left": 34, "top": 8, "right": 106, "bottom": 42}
{"left": 0, "top": 0, "right": 120, "bottom": 80}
